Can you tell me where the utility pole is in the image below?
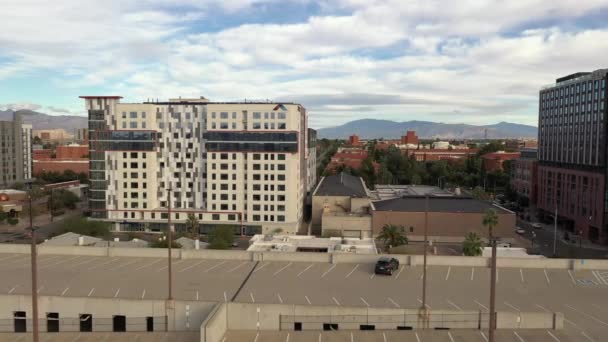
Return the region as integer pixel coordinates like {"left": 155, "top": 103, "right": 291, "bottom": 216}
{"left": 488, "top": 237, "right": 497, "bottom": 342}
{"left": 167, "top": 188, "right": 173, "bottom": 301}
{"left": 49, "top": 188, "right": 53, "bottom": 222}
{"left": 421, "top": 194, "right": 429, "bottom": 311}
{"left": 553, "top": 205, "right": 557, "bottom": 257}
{"left": 29, "top": 191, "right": 39, "bottom": 342}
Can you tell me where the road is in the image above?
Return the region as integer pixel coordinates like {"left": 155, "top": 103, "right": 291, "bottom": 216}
{"left": 0, "top": 253, "right": 607, "bottom": 341}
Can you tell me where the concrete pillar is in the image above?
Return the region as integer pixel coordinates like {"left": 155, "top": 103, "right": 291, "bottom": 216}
{"left": 195, "top": 240, "right": 200, "bottom": 250}
{"left": 166, "top": 299, "right": 176, "bottom": 331}
{"left": 78, "top": 236, "right": 84, "bottom": 246}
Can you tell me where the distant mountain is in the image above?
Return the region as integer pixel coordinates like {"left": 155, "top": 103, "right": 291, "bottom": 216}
{"left": 316, "top": 119, "right": 537, "bottom": 139}
{"left": 0, "top": 110, "right": 87, "bottom": 131}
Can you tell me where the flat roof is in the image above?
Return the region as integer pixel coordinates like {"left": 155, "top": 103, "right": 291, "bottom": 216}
{"left": 372, "top": 196, "right": 511, "bottom": 214}
{"left": 79, "top": 96, "right": 123, "bottom": 99}
{"left": 313, "top": 172, "right": 367, "bottom": 197}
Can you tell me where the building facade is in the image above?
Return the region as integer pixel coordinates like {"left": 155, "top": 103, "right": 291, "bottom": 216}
{"left": 82, "top": 96, "right": 309, "bottom": 235}
{"left": 481, "top": 151, "right": 520, "bottom": 172}
{"left": 511, "top": 148, "right": 538, "bottom": 206}
{"left": 537, "top": 69, "right": 608, "bottom": 243}
{"left": 0, "top": 111, "right": 32, "bottom": 187}
{"left": 306, "top": 128, "right": 317, "bottom": 193}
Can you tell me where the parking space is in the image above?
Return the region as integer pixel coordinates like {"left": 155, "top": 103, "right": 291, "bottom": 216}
{"left": 1, "top": 253, "right": 608, "bottom": 339}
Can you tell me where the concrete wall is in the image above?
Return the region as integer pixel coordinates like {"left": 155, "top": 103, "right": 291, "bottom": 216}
{"left": 0, "top": 295, "right": 215, "bottom": 332}
{"left": 220, "top": 302, "right": 561, "bottom": 331}
{"left": 200, "top": 303, "right": 227, "bottom": 342}
{"left": 38, "top": 245, "right": 108, "bottom": 257}
{"left": 322, "top": 213, "right": 372, "bottom": 238}
{"left": 181, "top": 249, "right": 250, "bottom": 260}
{"left": 372, "top": 211, "right": 516, "bottom": 240}
{"left": 312, "top": 195, "right": 350, "bottom": 225}
{"left": 260, "top": 252, "right": 331, "bottom": 263}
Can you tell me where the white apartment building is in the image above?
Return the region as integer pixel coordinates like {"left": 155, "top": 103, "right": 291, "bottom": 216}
{"left": 306, "top": 128, "right": 317, "bottom": 193}
{"left": 81, "top": 96, "right": 313, "bottom": 235}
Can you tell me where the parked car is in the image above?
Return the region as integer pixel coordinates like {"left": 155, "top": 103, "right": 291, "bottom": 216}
{"left": 531, "top": 223, "right": 542, "bottom": 229}
{"left": 515, "top": 227, "right": 526, "bottom": 235}
{"left": 375, "top": 257, "right": 399, "bottom": 275}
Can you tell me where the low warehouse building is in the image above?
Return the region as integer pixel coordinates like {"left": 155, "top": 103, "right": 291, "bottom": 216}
{"left": 371, "top": 196, "right": 516, "bottom": 243}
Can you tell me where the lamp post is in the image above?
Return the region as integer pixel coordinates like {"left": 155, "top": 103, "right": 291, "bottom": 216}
{"left": 421, "top": 194, "right": 429, "bottom": 311}
{"left": 167, "top": 188, "right": 173, "bottom": 302}
{"left": 488, "top": 237, "right": 497, "bottom": 342}
{"left": 553, "top": 205, "right": 557, "bottom": 257}
{"left": 28, "top": 189, "right": 39, "bottom": 342}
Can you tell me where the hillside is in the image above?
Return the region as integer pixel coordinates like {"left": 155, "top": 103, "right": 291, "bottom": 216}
{"left": 316, "top": 119, "right": 537, "bottom": 139}
{"left": 0, "top": 110, "right": 87, "bottom": 131}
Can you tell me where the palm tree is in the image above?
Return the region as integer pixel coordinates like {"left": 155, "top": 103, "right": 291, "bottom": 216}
{"left": 462, "top": 232, "right": 483, "bottom": 256}
{"left": 376, "top": 224, "right": 408, "bottom": 248}
{"left": 482, "top": 208, "right": 499, "bottom": 240}
{"left": 185, "top": 214, "right": 200, "bottom": 238}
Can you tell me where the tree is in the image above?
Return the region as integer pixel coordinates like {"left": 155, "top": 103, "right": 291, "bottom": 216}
{"left": 7, "top": 217, "right": 19, "bottom": 225}
{"left": 0, "top": 209, "right": 7, "bottom": 224}
{"left": 376, "top": 224, "right": 408, "bottom": 248}
{"left": 57, "top": 216, "right": 111, "bottom": 238}
{"left": 150, "top": 237, "right": 181, "bottom": 248}
{"left": 462, "top": 232, "right": 483, "bottom": 256}
{"left": 208, "top": 226, "right": 235, "bottom": 249}
{"left": 482, "top": 208, "right": 499, "bottom": 240}
{"left": 472, "top": 186, "right": 490, "bottom": 200}
{"left": 185, "top": 214, "right": 200, "bottom": 238}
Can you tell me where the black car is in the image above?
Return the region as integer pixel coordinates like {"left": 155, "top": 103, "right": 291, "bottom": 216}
{"left": 375, "top": 257, "right": 399, "bottom": 275}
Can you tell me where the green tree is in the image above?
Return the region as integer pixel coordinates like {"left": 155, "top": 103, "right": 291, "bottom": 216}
{"left": 57, "top": 216, "right": 111, "bottom": 238}
{"left": 482, "top": 208, "right": 499, "bottom": 240}
{"left": 376, "top": 224, "right": 408, "bottom": 248}
{"left": 7, "top": 217, "right": 19, "bottom": 225}
{"left": 0, "top": 209, "right": 7, "bottom": 224}
{"left": 471, "top": 186, "right": 489, "bottom": 200}
{"left": 185, "top": 214, "right": 200, "bottom": 238}
{"left": 150, "top": 237, "right": 181, "bottom": 248}
{"left": 462, "top": 232, "right": 483, "bottom": 256}
{"left": 208, "top": 226, "right": 235, "bottom": 249}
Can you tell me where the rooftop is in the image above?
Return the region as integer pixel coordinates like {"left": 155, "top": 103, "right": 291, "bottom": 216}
{"left": 247, "top": 234, "right": 377, "bottom": 254}
{"left": 313, "top": 172, "right": 368, "bottom": 198}
{"left": 372, "top": 196, "right": 511, "bottom": 214}
{"left": 370, "top": 184, "right": 453, "bottom": 200}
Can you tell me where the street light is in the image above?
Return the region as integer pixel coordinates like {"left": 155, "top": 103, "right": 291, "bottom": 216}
{"left": 420, "top": 194, "right": 429, "bottom": 321}
{"left": 28, "top": 188, "right": 39, "bottom": 342}
{"left": 488, "top": 237, "right": 498, "bottom": 342}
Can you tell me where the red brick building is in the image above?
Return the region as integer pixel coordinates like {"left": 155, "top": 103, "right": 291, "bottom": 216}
{"left": 511, "top": 148, "right": 538, "bottom": 206}
{"left": 56, "top": 145, "right": 88, "bottom": 159}
{"left": 325, "top": 149, "right": 379, "bottom": 173}
{"left": 348, "top": 134, "right": 361, "bottom": 146}
{"left": 33, "top": 149, "right": 53, "bottom": 160}
{"left": 33, "top": 160, "right": 89, "bottom": 175}
{"left": 400, "top": 131, "right": 419, "bottom": 145}
{"left": 481, "top": 151, "right": 520, "bottom": 172}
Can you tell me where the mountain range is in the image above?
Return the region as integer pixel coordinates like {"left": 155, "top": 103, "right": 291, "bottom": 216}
{"left": 316, "top": 119, "right": 537, "bottom": 139}
{"left": 0, "top": 110, "right": 87, "bottom": 131}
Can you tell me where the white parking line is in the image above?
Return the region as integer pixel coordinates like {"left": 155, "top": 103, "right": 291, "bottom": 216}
{"left": 514, "top": 331, "right": 525, "bottom": 342}
{"left": 350, "top": 332, "right": 354, "bottom": 342}
{"left": 445, "top": 266, "right": 451, "bottom": 281}
{"left": 8, "top": 285, "right": 17, "bottom": 294}
{"left": 297, "top": 264, "right": 314, "bottom": 277}
{"left": 320, "top": 264, "right": 336, "bottom": 278}
{"left": 178, "top": 260, "right": 206, "bottom": 273}
{"left": 205, "top": 261, "right": 227, "bottom": 273}
{"left": 471, "top": 268, "right": 475, "bottom": 281}
{"left": 196, "top": 291, "right": 199, "bottom": 301}
{"left": 224, "top": 291, "right": 228, "bottom": 302}
{"left": 273, "top": 263, "right": 293, "bottom": 276}
{"left": 114, "top": 288, "right": 120, "bottom": 298}
{"left": 61, "top": 287, "right": 69, "bottom": 296}
{"left": 474, "top": 300, "right": 488, "bottom": 311}
{"left": 387, "top": 297, "right": 400, "bottom": 308}
{"left": 345, "top": 264, "right": 359, "bottom": 278}
{"left": 140, "top": 289, "right": 146, "bottom": 299}
{"left": 40, "top": 256, "right": 81, "bottom": 269}
{"left": 71, "top": 257, "right": 100, "bottom": 268}
{"left": 254, "top": 331, "right": 259, "bottom": 342}
{"left": 564, "top": 304, "right": 608, "bottom": 327}
{"left": 592, "top": 271, "right": 608, "bottom": 285}
{"left": 226, "top": 261, "right": 247, "bottom": 273}
{"left": 480, "top": 331, "right": 488, "bottom": 342}
{"left": 277, "top": 293, "right": 283, "bottom": 304}
{"left": 250, "top": 292, "right": 255, "bottom": 303}
{"left": 543, "top": 269, "right": 551, "bottom": 284}
{"left": 370, "top": 273, "right": 375, "bottom": 279}
{"left": 360, "top": 297, "right": 370, "bottom": 307}
{"left": 497, "top": 269, "right": 499, "bottom": 283}
{"left": 446, "top": 300, "right": 462, "bottom": 311}
{"left": 318, "top": 332, "right": 322, "bottom": 342}
{"left": 114, "top": 259, "right": 141, "bottom": 270}
{"left": 134, "top": 258, "right": 163, "bottom": 271}
{"left": 520, "top": 269, "right": 525, "bottom": 283}
{"left": 547, "top": 331, "right": 561, "bottom": 342}
{"left": 382, "top": 332, "right": 387, "bottom": 342}
{"left": 0, "top": 254, "right": 24, "bottom": 262}
{"left": 286, "top": 333, "right": 290, "bottom": 342}
{"left": 535, "top": 304, "right": 579, "bottom": 328}
{"left": 504, "top": 301, "right": 520, "bottom": 311}
{"left": 581, "top": 331, "right": 596, "bottom": 342}
{"left": 395, "top": 266, "right": 404, "bottom": 279}
{"left": 332, "top": 297, "right": 340, "bottom": 306}
{"left": 87, "top": 288, "right": 95, "bottom": 297}
{"left": 87, "top": 257, "right": 120, "bottom": 270}
{"left": 253, "top": 262, "right": 269, "bottom": 273}
{"left": 567, "top": 270, "right": 575, "bottom": 284}
{"left": 415, "top": 332, "right": 421, "bottom": 342}
{"left": 417, "top": 298, "right": 431, "bottom": 309}
{"left": 447, "top": 331, "right": 455, "bottom": 342}
{"left": 305, "top": 295, "right": 312, "bottom": 305}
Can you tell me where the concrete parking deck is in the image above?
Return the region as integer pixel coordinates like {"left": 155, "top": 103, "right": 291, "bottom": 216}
{"left": 0, "top": 332, "right": 199, "bottom": 342}
{"left": 0, "top": 253, "right": 606, "bottom": 341}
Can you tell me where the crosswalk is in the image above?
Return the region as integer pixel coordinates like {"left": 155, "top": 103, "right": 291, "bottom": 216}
{"left": 592, "top": 270, "right": 608, "bottom": 285}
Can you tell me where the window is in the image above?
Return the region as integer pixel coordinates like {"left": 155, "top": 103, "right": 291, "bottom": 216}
{"left": 277, "top": 164, "right": 286, "bottom": 171}
{"left": 278, "top": 123, "right": 286, "bottom": 129}
{"left": 130, "top": 112, "right": 137, "bottom": 118}
{"left": 220, "top": 112, "right": 229, "bottom": 119}
{"left": 220, "top": 122, "right": 229, "bottom": 129}
{"left": 253, "top": 112, "right": 261, "bottom": 119}
{"left": 113, "top": 315, "right": 126, "bottom": 332}
{"left": 130, "top": 122, "right": 137, "bottom": 128}
{"left": 146, "top": 317, "right": 154, "bottom": 332}
{"left": 277, "top": 215, "right": 285, "bottom": 222}
{"left": 253, "top": 215, "right": 261, "bottom": 221}
{"left": 253, "top": 122, "right": 261, "bottom": 129}
{"left": 79, "top": 314, "right": 93, "bottom": 332}
{"left": 212, "top": 214, "right": 220, "bottom": 220}
{"left": 278, "top": 154, "right": 286, "bottom": 160}
{"left": 278, "top": 175, "right": 285, "bottom": 181}
{"left": 278, "top": 195, "right": 285, "bottom": 201}
{"left": 14, "top": 311, "right": 26, "bottom": 333}
{"left": 47, "top": 312, "right": 59, "bottom": 333}
{"left": 278, "top": 112, "right": 286, "bottom": 119}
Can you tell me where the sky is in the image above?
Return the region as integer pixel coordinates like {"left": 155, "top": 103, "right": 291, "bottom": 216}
{"left": 0, "top": 0, "right": 607, "bottom": 129}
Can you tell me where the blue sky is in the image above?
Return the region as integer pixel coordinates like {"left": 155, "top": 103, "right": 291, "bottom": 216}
{"left": 1, "top": 0, "right": 608, "bottom": 128}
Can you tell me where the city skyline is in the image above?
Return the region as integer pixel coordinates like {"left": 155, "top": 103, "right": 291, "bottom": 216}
{"left": 1, "top": 1, "right": 608, "bottom": 128}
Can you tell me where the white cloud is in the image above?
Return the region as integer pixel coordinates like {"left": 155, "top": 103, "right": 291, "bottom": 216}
{"left": 0, "top": 103, "right": 42, "bottom": 111}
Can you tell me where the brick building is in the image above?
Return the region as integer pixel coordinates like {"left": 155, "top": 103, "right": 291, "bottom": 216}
{"left": 33, "top": 159, "right": 89, "bottom": 175}
{"left": 403, "top": 148, "right": 478, "bottom": 162}
{"left": 56, "top": 144, "right": 88, "bottom": 159}
{"left": 537, "top": 69, "right": 608, "bottom": 243}
{"left": 481, "top": 151, "right": 520, "bottom": 172}
{"left": 348, "top": 134, "right": 361, "bottom": 146}
{"left": 33, "top": 149, "right": 53, "bottom": 160}
{"left": 510, "top": 148, "right": 538, "bottom": 206}
{"left": 400, "top": 131, "right": 419, "bottom": 145}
